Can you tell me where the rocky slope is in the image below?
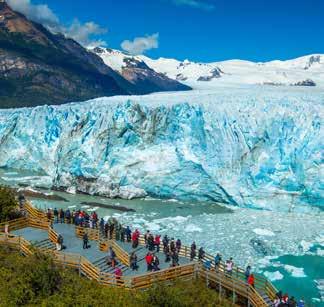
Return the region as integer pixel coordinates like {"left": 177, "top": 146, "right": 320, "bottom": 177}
{"left": 0, "top": 3, "right": 190, "bottom": 108}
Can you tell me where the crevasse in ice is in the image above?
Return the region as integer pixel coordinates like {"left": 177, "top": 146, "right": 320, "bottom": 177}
{"left": 0, "top": 87, "right": 323, "bottom": 210}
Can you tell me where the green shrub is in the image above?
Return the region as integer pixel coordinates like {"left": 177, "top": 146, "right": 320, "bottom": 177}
{"left": 0, "top": 186, "right": 19, "bottom": 222}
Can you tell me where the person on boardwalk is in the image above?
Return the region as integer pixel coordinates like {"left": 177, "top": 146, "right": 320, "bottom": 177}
{"left": 171, "top": 251, "right": 179, "bottom": 267}
{"left": 100, "top": 218, "right": 105, "bottom": 235}
{"left": 190, "top": 242, "right": 196, "bottom": 261}
{"left": 247, "top": 273, "right": 255, "bottom": 288}
{"left": 65, "top": 209, "right": 71, "bottom": 224}
{"left": 59, "top": 209, "right": 65, "bottom": 223}
{"left": 154, "top": 235, "right": 161, "bottom": 252}
{"left": 83, "top": 232, "right": 89, "bottom": 249}
{"left": 107, "top": 247, "right": 116, "bottom": 267}
{"left": 176, "top": 239, "right": 181, "bottom": 253}
{"left": 115, "top": 267, "right": 123, "bottom": 285}
{"left": 245, "top": 265, "right": 251, "bottom": 282}
{"left": 57, "top": 234, "right": 64, "bottom": 251}
{"left": 53, "top": 208, "right": 58, "bottom": 223}
{"left": 104, "top": 222, "right": 109, "bottom": 238}
{"left": 170, "top": 238, "right": 176, "bottom": 253}
{"left": 164, "top": 245, "right": 171, "bottom": 262}
{"left": 120, "top": 226, "right": 125, "bottom": 242}
{"left": 109, "top": 223, "right": 114, "bottom": 240}
{"left": 132, "top": 230, "right": 139, "bottom": 248}
{"left": 152, "top": 255, "right": 160, "bottom": 271}
{"left": 47, "top": 209, "right": 52, "bottom": 221}
{"left": 226, "top": 258, "right": 234, "bottom": 276}
{"left": 130, "top": 252, "right": 138, "bottom": 271}
{"left": 162, "top": 235, "right": 169, "bottom": 252}
{"left": 198, "top": 247, "right": 205, "bottom": 261}
{"left": 144, "top": 230, "right": 150, "bottom": 248}
{"left": 145, "top": 252, "right": 153, "bottom": 272}
{"left": 214, "top": 253, "right": 222, "bottom": 270}
{"left": 148, "top": 233, "right": 155, "bottom": 251}
{"left": 126, "top": 226, "right": 132, "bottom": 242}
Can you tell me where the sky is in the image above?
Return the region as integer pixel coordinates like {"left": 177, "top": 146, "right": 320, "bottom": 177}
{"left": 6, "top": 0, "right": 324, "bottom": 62}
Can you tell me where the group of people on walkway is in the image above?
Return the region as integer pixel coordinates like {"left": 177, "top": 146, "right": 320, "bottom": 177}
{"left": 47, "top": 206, "right": 300, "bottom": 303}
{"left": 274, "top": 291, "right": 304, "bottom": 307}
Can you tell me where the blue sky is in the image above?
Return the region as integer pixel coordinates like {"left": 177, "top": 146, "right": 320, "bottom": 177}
{"left": 11, "top": 0, "right": 324, "bottom": 62}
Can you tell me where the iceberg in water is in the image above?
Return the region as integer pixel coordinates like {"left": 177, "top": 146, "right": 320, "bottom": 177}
{"left": 0, "top": 86, "right": 323, "bottom": 211}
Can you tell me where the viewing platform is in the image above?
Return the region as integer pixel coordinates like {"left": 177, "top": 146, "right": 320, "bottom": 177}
{"left": 0, "top": 201, "right": 278, "bottom": 307}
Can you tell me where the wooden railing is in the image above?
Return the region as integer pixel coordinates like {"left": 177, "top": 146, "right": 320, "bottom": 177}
{"left": 2, "top": 201, "right": 277, "bottom": 306}
{"left": 99, "top": 239, "right": 130, "bottom": 267}
{"left": 0, "top": 217, "right": 28, "bottom": 232}
{"left": 48, "top": 226, "right": 59, "bottom": 243}
{"left": 75, "top": 226, "right": 100, "bottom": 241}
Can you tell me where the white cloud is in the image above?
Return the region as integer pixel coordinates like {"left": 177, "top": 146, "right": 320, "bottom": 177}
{"left": 65, "top": 19, "right": 107, "bottom": 47}
{"left": 121, "top": 33, "right": 159, "bottom": 55}
{"left": 6, "top": 0, "right": 107, "bottom": 47}
{"left": 171, "top": 0, "right": 215, "bottom": 11}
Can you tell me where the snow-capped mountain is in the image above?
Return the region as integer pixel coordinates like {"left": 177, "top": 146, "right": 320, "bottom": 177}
{"left": 93, "top": 47, "right": 324, "bottom": 88}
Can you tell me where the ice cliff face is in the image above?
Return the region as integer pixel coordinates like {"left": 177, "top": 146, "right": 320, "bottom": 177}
{"left": 0, "top": 87, "right": 323, "bottom": 210}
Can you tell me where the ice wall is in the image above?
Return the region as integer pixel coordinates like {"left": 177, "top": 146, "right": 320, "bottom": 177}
{"left": 0, "top": 87, "right": 323, "bottom": 210}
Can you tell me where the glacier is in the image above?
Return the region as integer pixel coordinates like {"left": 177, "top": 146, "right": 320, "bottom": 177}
{"left": 0, "top": 86, "right": 323, "bottom": 211}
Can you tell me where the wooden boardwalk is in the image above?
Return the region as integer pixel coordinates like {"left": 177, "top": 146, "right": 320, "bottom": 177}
{"left": 0, "top": 201, "right": 278, "bottom": 307}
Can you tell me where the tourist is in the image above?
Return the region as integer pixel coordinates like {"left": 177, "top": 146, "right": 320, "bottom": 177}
{"left": 144, "top": 230, "right": 150, "bottom": 248}
{"left": 274, "top": 297, "right": 281, "bottom": 307}
{"left": 204, "top": 259, "right": 211, "bottom": 270}
{"left": 198, "top": 247, "right": 205, "bottom": 261}
{"left": 214, "top": 253, "right": 222, "bottom": 270}
{"left": 57, "top": 234, "right": 64, "bottom": 251}
{"left": 288, "top": 296, "right": 297, "bottom": 307}
{"left": 92, "top": 211, "right": 98, "bottom": 228}
{"left": 65, "top": 209, "right": 71, "bottom": 224}
{"left": 190, "top": 242, "right": 196, "bottom": 261}
{"left": 297, "top": 298, "right": 305, "bottom": 307}
{"left": 247, "top": 273, "right": 255, "bottom": 288}
{"left": 126, "top": 226, "right": 132, "bottom": 242}
{"left": 107, "top": 247, "right": 116, "bottom": 267}
{"left": 245, "top": 265, "right": 251, "bottom": 281}
{"left": 104, "top": 222, "right": 109, "bottom": 238}
{"left": 164, "top": 245, "right": 171, "bottom": 262}
{"left": 100, "top": 218, "right": 105, "bottom": 235}
{"left": 109, "top": 223, "right": 115, "bottom": 239}
{"left": 152, "top": 255, "right": 160, "bottom": 271}
{"left": 282, "top": 293, "right": 289, "bottom": 304}
{"left": 130, "top": 252, "right": 138, "bottom": 271}
{"left": 115, "top": 267, "right": 123, "bottom": 285}
{"left": 59, "top": 209, "right": 65, "bottom": 223}
{"left": 225, "top": 257, "right": 234, "bottom": 276}
{"left": 120, "top": 226, "right": 126, "bottom": 242}
{"left": 176, "top": 239, "right": 181, "bottom": 253}
{"left": 132, "top": 230, "right": 139, "bottom": 248}
{"left": 171, "top": 251, "right": 179, "bottom": 267}
{"left": 148, "top": 233, "right": 155, "bottom": 251}
{"left": 154, "top": 235, "right": 161, "bottom": 252}
{"left": 145, "top": 252, "right": 153, "bottom": 271}
{"left": 54, "top": 208, "right": 58, "bottom": 223}
{"left": 170, "top": 238, "right": 176, "bottom": 252}
{"left": 162, "top": 235, "right": 169, "bottom": 252}
{"left": 83, "top": 232, "right": 89, "bottom": 249}
{"left": 47, "top": 208, "right": 52, "bottom": 221}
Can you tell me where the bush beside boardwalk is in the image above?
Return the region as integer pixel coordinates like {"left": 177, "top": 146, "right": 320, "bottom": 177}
{"left": 0, "top": 246, "right": 231, "bottom": 307}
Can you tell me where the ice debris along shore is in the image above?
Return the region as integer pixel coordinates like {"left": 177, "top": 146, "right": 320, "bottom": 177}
{"left": 0, "top": 87, "right": 323, "bottom": 211}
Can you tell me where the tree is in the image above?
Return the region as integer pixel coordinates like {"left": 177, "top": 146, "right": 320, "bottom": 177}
{"left": 0, "top": 186, "right": 19, "bottom": 222}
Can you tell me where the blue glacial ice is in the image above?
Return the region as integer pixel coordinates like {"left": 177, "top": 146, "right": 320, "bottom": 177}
{"left": 0, "top": 86, "right": 323, "bottom": 211}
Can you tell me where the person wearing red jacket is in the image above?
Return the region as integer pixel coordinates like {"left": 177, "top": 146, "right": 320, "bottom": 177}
{"left": 248, "top": 274, "right": 255, "bottom": 288}
{"left": 145, "top": 252, "right": 153, "bottom": 271}
{"left": 154, "top": 235, "right": 161, "bottom": 252}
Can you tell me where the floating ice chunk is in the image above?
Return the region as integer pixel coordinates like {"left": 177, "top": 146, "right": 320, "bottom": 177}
{"left": 253, "top": 228, "right": 275, "bottom": 236}
{"left": 68, "top": 205, "right": 77, "bottom": 209}
{"left": 263, "top": 270, "right": 284, "bottom": 281}
{"left": 184, "top": 224, "right": 203, "bottom": 232}
{"left": 81, "top": 205, "right": 90, "bottom": 209}
{"left": 299, "top": 240, "right": 313, "bottom": 252}
{"left": 66, "top": 186, "right": 76, "bottom": 194}
{"left": 284, "top": 265, "right": 307, "bottom": 278}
